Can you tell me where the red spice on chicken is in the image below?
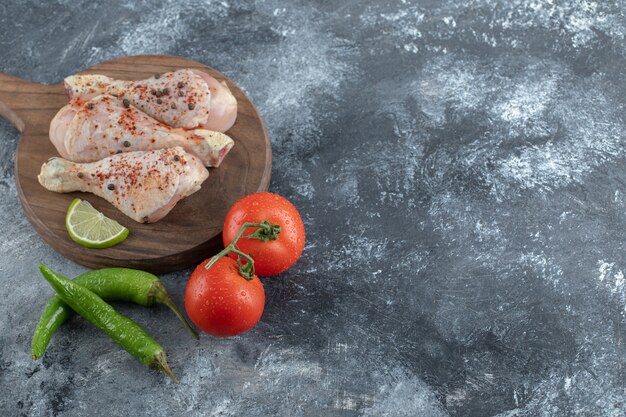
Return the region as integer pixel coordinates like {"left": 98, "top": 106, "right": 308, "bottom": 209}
{"left": 38, "top": 147, "right": 209, "bottom": 223}
{"left": 49, "top": 95, "right": 234, "bottom": 167}
{"left": 64, "top": 69, "right": 237, "bottom": 132}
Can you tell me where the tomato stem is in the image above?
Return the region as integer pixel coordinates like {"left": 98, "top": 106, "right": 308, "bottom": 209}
{"left": 205, "top": 221, "right": 281, "bottom": 279}
{"left": 244, "top": 220, "right": 282, "bottom": 242}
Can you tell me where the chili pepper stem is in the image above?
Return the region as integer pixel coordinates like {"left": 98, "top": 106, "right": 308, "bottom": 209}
{"left": 154, "top": 351, "right": 178, "bottom": 383}
{"left": 205, "top": 221, "right": 281, "bottom": 279}
{"left": 150, "top": 282, "right": 199, "bottom": 339}
{"left": 161, "top": 294, "right": 199, "bottom": 340}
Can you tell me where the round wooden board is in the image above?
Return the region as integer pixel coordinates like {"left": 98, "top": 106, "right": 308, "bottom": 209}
{"left": 0, "top": 55, "right": 271, "bottom": 273}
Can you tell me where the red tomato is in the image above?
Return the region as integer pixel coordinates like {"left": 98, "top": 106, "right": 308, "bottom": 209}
{"left": 185, "top": 257, "right": 265, "bottom": 337}
{"left": 223, "top": 192, "right": 305, "bottom": 276}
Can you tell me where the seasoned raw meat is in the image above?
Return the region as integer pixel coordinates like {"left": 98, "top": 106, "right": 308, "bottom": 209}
{"left": 38, "top": 147, "right": 209, "bottom": 223}
{"left": 64, "top": 69, "right": 237, "bottom": 132}
{"left": 49, "top": 95, "right": 233, "bottom": 167}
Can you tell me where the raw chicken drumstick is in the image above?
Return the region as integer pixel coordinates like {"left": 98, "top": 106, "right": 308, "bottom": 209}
{"left": 49, "top": 95, "right": 234, "bottom": 167}
{"left": 64, "top": 69, "right": 237, "bottom": 132}
{"left": 38, "top": 147, "right": 209, "bottom": 223}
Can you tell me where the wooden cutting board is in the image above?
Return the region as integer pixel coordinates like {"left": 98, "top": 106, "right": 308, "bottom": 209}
{"left": 0, "top": 55, "right": 271, "bottom": 273}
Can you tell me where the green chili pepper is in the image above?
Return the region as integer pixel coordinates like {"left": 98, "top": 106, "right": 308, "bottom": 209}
{"left": 32, "top": 267, "right": 198, "bottom": 360}
{"left": 37, "top": 265, "right": 178, "bottom": 382}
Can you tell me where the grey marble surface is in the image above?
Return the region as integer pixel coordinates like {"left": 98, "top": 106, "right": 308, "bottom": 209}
{"left": 0, "top": 0, "right": 625, "bottom": 416}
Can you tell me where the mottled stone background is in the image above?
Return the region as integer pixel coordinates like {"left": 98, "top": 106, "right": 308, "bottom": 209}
{"left": 0, "top": 0, "right": 625, "bottom": 416}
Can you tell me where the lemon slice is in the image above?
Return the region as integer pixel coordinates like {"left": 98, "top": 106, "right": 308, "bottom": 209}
{"left": 65, "top": 198, "right": 129, "bottom": 248}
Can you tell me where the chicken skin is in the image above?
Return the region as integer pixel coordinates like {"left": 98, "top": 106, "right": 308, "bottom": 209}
{"left": 49, "top": 95, "right": 233, "bottom": 167}
{"left": 38, "top": 147, "right": 209, "bottom": 223}
{"left": 64, "top": 69, "right": 237, "bottom": 132}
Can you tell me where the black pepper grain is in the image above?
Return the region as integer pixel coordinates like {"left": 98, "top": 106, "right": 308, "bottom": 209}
{"left": 142, "top": 216, "right": 150, "bottom": 223}
{"left": 86, "top": 103, "right": 94, "bottom": 110}
{"left": 123, "top": 141, "right": 131, "bottom": 148}
{"left": 77, "top": 172, "right": 84, "bottom": 178}
{"left": 122, "top": 98, "right": 130, "bottom": 108}
{"left": 188, "top": 102, "right": 195, "bottom": 110}
{"left": 116, "top": 150, "right": 123, "bottom": 154}
{"left": 171, "top": 103, "right": 177, "bottom": 109}
{"left": 155, "top": 90, "right": 163, "bottom": 97}
{"left": 107, "top": 184, "right": 115, "bottom": 191}
{"left": 173, "top": 155, "right": 180, "bottom": 161}
{"left": 178, "top": 91, "right": 184, "bottom": 97}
